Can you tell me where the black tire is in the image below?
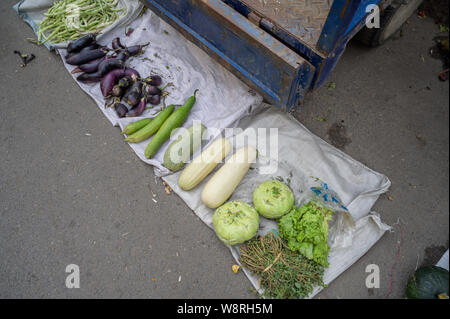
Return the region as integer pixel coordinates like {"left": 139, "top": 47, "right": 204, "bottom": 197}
{"left": 357, "top": 0, "right": 423, "bottom": 47}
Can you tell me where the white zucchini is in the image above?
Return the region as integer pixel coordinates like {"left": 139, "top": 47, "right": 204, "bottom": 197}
{"left": 201, "top": 146, "right": 258, "bottom": 209}
{"left": 178, "top": 138, "right": 231, "bottom": 191}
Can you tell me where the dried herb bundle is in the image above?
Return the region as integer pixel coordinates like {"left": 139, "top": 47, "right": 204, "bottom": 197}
{"left": 239, "top": 232, "right": 325, "bottom": 299}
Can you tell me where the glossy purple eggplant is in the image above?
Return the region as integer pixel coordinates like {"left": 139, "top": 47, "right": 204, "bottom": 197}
{"left": 124, "top": 68, "right": 140, "bottom": 80}
{"left": 127, "top": 96, "right": 147, "bottom": 117}
{"left": 111, "top": 85, "right": 123, "bottom": 97}
{"left": 76, "top": 59, "right": 123, "bottom": 83}
{"left": 71, "top": 57, "right": 105, "bottom": 74}
{"left": 100, "top": 68, "right": 141, "bottom": 97}
{"left": 118, "top": 75, "right": 133, "bottom": 88}
{"left": 148, "top": 94, "right": 161, "bottom": 105}
{"left": 101, "top": 69, "right": 125, "bottom": 97}
{"left": 116, "top": 50, "right": 130, "bottom": 62}
{"left": 123, "top": 81, "right": 143, "bottom": 100}
{"left": 97, "top": 59, "right": 124, "bottom": 76}
{"left": 65, "top": 44, "right": 101, "bottom": 59}
{"left": 141, "top": 75, "right": 162, "bottom": 87}
{"left": 126, "top": 91, "right": 141, "bottom": 107}
{"left": 114, "top": 103, "right": 128, "bottom": 118}
{"left": 67, "top": 34, "right": 96, "bottom": 53}
{"left": 66, "top": 48, "right": 108, "bottom": 65}
{"left": 112, "top": 37, "right": 125, "bottom": 50}
{"left": 147, "top": 85, "right": 161, "bottom": 96}
{"left": 76, "top": 72, "right": 103, "bottom": 83}
{"left": 126, "top": 42, "right": 150, "bottom": 56}
{"left": 79, "top": 43, "right": 100, "bottom": 53}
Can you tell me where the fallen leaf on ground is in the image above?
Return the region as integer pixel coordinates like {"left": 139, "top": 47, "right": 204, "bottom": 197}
{"left": 162, "top": 181, "right": 173, "bottom": 195}
{"left": 232, "top": 265, "right": 240, "bottom": 274}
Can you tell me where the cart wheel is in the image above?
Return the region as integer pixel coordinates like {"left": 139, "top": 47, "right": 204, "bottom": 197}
{"left": 357, "top": 0, "right": 423, "bottom": 47}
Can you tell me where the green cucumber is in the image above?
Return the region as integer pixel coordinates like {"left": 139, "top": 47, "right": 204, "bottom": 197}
{"left": 121, "top": 118, "right": 152, "bottom": 135}
{"left": 145, "top": 90, "right": 198, "bottom": 159}
{"left": 124, "top": 105, "right": 175, "bottom": 143}
{"left": 163, "top": 123, "right": 206, "bottom": 172}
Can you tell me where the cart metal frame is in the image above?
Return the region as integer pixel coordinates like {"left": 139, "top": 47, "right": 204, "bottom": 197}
{"left": 141, "top": 0, "right": 389, "bottom": 110}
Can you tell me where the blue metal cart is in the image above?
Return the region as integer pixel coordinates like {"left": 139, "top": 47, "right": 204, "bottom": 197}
{"left": 140, "top": 0, "right": 421, "bottom": 110}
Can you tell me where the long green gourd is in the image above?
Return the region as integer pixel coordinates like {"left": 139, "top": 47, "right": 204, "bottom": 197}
{"left": 145, "top": 90, "right": 198, "bottom": 159}
{"left": 121, "top": 118, "right": 152, "bottom": 135}
{"left": 124, "top": 105, "right": 175, "bottom": 143}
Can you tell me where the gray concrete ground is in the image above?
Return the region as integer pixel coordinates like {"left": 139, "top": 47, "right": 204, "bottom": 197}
{"left": 0, "top": 1, "right": 448, "bottom": 299}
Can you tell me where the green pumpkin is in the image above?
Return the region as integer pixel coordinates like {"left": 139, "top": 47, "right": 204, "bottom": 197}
{"left": 406, "top": 266, "right": 449, "bottom": 299}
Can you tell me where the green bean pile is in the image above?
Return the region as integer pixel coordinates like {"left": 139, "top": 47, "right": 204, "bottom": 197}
{"left": 38, "top": 0, "right": 126, "bottom": 44}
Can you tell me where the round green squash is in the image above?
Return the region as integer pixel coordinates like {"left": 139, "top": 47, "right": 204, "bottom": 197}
{"left": 406, "top": 266, "right": 449, "bottom": 299}
{"left": 212, "top": 200, "right": 259, "bottom": 246}
{"left": 252, "top": 180, "right": 294, "bottom": 219}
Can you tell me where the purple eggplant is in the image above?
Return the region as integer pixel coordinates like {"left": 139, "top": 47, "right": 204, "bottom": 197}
{"left": 66, "top": 48, "right": 108, "bottom": 65}
{"left": 126, "top": 42, "right": 150, "bottom": 56}
{"left": 71, "top": 57, "right": 105, "bottom": 74}
{"left": 114, "top": 103, "right": 128, "bottom": 118}
{"left": 127, "top": 96, "right": 147, "bottom": 117}
{"left": 118, "top": 75, "right": 133, "bottom": 88}
{"left": 71, "top": 55, "right": 119, "bottom": 74}
{"left": 65, "top": 43, "right": 101, "bottom": 59}
{"left": 100, "top": 68, "right": 141, "bottom": 97}
{"left": 112, "top": 76, "right": 133, "bottom": 97}
{"left": 101, "top": 69, "right": 125, "bottom": 97}
{"left": 76, "top": 59, "right": 123, "bottom": 83}
{"left": 148, "top": 94, "right": 161, "bottom": 105}
{"left": 149, "top": 75, "right": 162, "bottom": 86}
{"left": 97, "top": 59, "right": 124, "bottom": 76}
{"left": 111, "top": 85, "right": 124, "bottom": 97}
{"left": 112, "top": 37, "right": 125, "bottom": 50}
{"left": 124, "top": 68, "right": 140, "bottom": 80}
{"left": 65, "top": 51, "right": 76, "bottom": 60}
{"left": 116, "top": 50, "right": 130, "bottom": 62}
{"left": 79, "top": 43, "right": 100, "bottom": 53}
{"left": 76, "top": 72, "right": 103, "bottom": 83}
{"left": 141, "top": 75, "right": 162, "bottom": 87}
{"left": 67, "top": 34, "right": 97, "bottom": 53}
{"left": 147, "top": 85, "right": 161, "bottom": 96}
{"left": 123, "top": 80, "right": 143, "bottom": 106}
{"left": 123, "top": 81, "right": 143, "bottom": 100}
{"left": 126, "top": 91, "right": 141, "bottom": 107}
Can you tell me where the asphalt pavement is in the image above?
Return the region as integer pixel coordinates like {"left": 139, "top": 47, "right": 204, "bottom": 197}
{"left": 0, "top": 1, "right": 448, "bottom": 298}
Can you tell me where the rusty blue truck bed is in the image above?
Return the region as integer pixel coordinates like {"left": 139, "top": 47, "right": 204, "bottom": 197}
{"left": 140, "top": 0, "right": 384, "bottom": 110}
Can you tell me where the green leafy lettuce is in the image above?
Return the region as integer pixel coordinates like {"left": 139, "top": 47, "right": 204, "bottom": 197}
{"left": 278, "top": 201, "right": 333, "bottom": 267}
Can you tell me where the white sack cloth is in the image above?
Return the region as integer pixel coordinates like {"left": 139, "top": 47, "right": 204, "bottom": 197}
{"left": 162, "top": 104, "right": 392, "bottom": 297}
